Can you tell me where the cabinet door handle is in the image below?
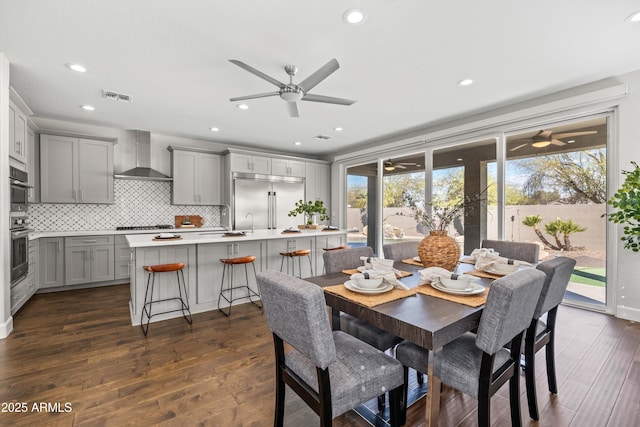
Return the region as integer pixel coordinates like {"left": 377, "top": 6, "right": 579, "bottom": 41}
{"left": 81, "top": 190, "right": 84, "bottom": 202}
{"left": 57, "top": 241, "right": 61, "bottom": 253}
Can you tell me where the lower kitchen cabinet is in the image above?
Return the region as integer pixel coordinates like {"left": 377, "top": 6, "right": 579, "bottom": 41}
{"left": 196, "top": 240, "right": 266, "bottom": 306}
{"left": 39, "top": 237, "right": 65, "bottom": 289}
{"left": 114, "top": 235, "right": 131, "bottom": 280}
{"left": 65, "top": 235, "right": 115, "bottom": 286}
{"left": 315, "top": 233, "right": 347, "bottom": 273}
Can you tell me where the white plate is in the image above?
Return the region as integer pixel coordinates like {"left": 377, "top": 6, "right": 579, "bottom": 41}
{"left": 344, "top": 280, "right": 394, "bottom": 294}
{"left": 413, "top": 256, "right": 421, "bottom": 262}
{"left": 482, "top": 264, "right": 521, "bottom": 276}
{"left": 430, "top": 281, "right": 486, "bottom": 295}
{"left": 155, "top": 234, "right": 179, "bottom": 239}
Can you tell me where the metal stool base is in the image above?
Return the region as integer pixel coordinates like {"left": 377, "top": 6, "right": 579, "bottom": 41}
{"left": 141, "top": 268, "right": 192, "bottom": 336}
{"left": 218, "top": 261, "right": 261, "bottom": 317}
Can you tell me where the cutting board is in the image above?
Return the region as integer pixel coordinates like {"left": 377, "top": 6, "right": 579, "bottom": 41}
{"left": 175, "top": 215, "right": 203, "bottom": 228}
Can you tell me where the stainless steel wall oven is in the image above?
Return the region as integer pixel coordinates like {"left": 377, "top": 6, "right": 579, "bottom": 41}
{"left": 10, "top": 217, "right": 31, "bottom": 284}
{"left": 10, "top": 166, "right": 30, "bottom": 214}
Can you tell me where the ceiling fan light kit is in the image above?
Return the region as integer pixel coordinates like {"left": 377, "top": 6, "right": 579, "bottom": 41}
{"left": 509, "top": 129, "right": 598, "bottom": 151}
{"left": 229, "top": 58, "right": 356, "bottom": 117}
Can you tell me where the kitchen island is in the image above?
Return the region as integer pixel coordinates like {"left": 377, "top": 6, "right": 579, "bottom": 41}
{"left": 125, "top": 228, "right": 347, "bottom": 326}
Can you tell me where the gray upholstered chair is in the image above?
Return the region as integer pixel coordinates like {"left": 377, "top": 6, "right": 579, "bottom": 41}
{"left": 481, "top": 239, "right": 540, "bottom": 264}
{"left": 396, "top": 268, "right": 546, "bottom": 427}
{"left": 323, "top": 246, "right": 403, "bottom": 411}
{"left": 524, "top": 256, "right": 576, "bottom": 420}
{"left": 383, "top": 241, "right": 419, "bottom": 261}
{"left": 256, "top": 271, "right": 405, "bottom": 427}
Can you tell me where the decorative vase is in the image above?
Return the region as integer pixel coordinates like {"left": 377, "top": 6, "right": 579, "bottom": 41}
{"left": 417, "top": 230, "right": 461, "bottom": 271}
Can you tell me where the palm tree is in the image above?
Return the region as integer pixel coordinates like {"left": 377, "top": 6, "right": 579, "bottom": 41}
{"left": 522, "top": 215, "right": 560, "bottom": 250}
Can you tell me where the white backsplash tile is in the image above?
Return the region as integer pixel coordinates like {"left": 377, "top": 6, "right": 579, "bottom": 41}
{"left": 28, "top": 179, "right": 221, "bottom": 231}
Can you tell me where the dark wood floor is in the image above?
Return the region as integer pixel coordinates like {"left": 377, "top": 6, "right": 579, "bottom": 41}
{"left": 1, "top": 284, "right": 638, "bottom": 426}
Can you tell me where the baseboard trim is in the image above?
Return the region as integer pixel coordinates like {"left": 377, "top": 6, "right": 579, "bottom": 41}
{"left": 0, "top": 315, "right": 14, "bottom": 339}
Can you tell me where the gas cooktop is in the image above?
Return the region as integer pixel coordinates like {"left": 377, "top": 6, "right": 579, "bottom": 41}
{"left": 115, "top": 225, "right": 174, "bottom": 231}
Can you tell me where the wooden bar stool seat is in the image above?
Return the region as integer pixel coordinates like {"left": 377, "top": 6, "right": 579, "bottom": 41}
{"left": 218, "top": 255, "right": 261, "bottom": 317}
{"left": 279, "top": 249, "right": 313, "bottom": 278}
{"left": 141, "top": 262, "right": 192, "bottom": 336}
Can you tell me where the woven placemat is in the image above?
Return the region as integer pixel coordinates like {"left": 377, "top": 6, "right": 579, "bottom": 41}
{"left": 467, "top": 269, "right": 502, "bottom": 280}
{"left": 401, "top": 258, "right": 424, "bottom": 267}
{"left": 341, "top": 269, "right": 413, "bottom": 278}
{"left": 324, "top": 283, "right": 417, "bottom": 308}
{"left": 415, "top": 284, "right": 488, "bottom": 307}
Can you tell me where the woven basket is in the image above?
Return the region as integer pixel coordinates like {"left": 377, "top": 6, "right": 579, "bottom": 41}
{"left": 418, "top": 230, "right": 461, "bottom": 271}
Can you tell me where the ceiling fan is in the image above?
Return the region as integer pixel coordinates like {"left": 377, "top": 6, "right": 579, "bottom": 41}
{"left": 228, "top": 58, "right": 356, "bottom": 118}
{"left": 383, "top": 159, "right": 418, "bottom": 171}
{"left": 509, "top": 129, "right": 598, "bottom": 151}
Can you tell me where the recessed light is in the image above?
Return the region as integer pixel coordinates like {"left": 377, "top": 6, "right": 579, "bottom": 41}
{"left": 343, "top": 8, "right": 367, "bottom": 25}
{"left": 81, "top": 105, "right": 95, "bottom": 111}
{"left": 334, "top": 127, "right": 343, "bottom": 132}
{"left": 566, "top": 139, "right": 576, "bottom": 144}
{"left": 294, "top": 141, "right": 302, "bottom": 146}
{"left": 67, "top": 63, "right": 87, "bottom": 73}
{"left": 237, "top": 104, "right": 249, "bottom": 110}
{"left": 626, "top": 10, "right": 640, "bottom": 22}
{"left": 456, "top": 158, "right": 463, "bottom": 161}
{"left": 457, "top": 78, "right": 474, "bottom": 87}
{"left": 209, "top": 127, "right": 219, "bottom": 132}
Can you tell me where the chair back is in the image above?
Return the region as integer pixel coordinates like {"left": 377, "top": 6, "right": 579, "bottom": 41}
{"left": 323, "top": 246, "right": 374, "bottom": 274}
{"left": 534, "top": 256, "right": 576, "bottom": 318}
{"left": 476, "top": 269, "right": 546, "bottom": 354}
{"left": 257, "top": 271, "right": 336, "bottom": 369}
{"left": 481, "top": 239, "right": 540, "bottom": 264}
{"left": 383, "top": 241, "right": 419, "bottom": 261}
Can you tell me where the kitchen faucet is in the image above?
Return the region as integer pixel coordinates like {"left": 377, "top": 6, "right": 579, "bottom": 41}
{"left": 245, "top": 212, "right": 254, "bottom": 233}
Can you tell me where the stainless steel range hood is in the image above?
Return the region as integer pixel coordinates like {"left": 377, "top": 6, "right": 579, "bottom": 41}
{"left": 114, "top": 130, "right": 172, "bottom": 181}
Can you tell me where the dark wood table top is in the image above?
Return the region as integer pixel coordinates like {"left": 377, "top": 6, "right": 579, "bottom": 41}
{"left": 305, "top": 261, "right": 492, "bottom": 350}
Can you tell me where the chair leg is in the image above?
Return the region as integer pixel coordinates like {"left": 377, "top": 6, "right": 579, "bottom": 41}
{"left": 400, "top": 367, "right": 409, "bottom": 426}
{"left": 389, "top": 385, "right": 404, "bottom": 427}
{"left": 509, "top": 370, "right": 523, "bottom": 427}
{"left": 416, "top": 370, "right": 424, "bottom": 385}
{"left": 274, "top": 367, "right": 285, "bottom": 427}
{"left": 546, "top": 308, "right": 559, "bottom": 394}
{"left": 377, "top": 393, "right": 386, "bottom": 413}
{"left": 524, "top": 323, "right": 539, "bottom": 420}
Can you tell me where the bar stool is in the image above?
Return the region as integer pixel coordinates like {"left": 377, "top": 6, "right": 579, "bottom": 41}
{"left": 218, "top": 255, "right": 261, "bottom": 317}
{"left": 279, "top": 249, "right": 314, "bottom": 278}
{"left": 141, "top": 262, "right": 192, "bottom": 336}
{"left": 322, "top": 245, "right": 348, "bottom": 273}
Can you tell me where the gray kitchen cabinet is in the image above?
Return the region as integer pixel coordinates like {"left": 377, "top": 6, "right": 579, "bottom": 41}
{"left": 315, "top": 233, "right": 346, "bottom": 273}
{"left": 40, "top": 134, "right": 114, "bottom": 204}
{"left": 229, "top": 152, "right": 271, "bottom": 174}
{"left": 65, "top": 235, "right": 115, "bottom": 286}
{"left": 305, "top": 162, "right": 331, "bottom": 223}
{"left": 114, "top": 235, "right": 131, "bottom": 280}
{"left": 271, "top": 158, "right": 305, "bottom": 177}
{"left": 9, "top": 100, "right": 28, "bottom": 164}
{"left": 169, "top": 146, "right": 221, "bottom": 205}
{"left": 39, "top": 237, "right": 65, "bottom": 289}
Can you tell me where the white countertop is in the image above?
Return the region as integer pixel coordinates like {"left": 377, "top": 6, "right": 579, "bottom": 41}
{"left": 28, "top": 226, "right": 228, "bottom": 240}
{"left": 126, "top": 228, "right": 346, "bottom": 248}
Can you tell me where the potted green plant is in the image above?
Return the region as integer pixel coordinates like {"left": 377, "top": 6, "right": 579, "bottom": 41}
{"left": 607, "top": 161, "right": 640, "bottom": 251}
{"left": 288, "top": 200, "right": 330, "bottom": 229}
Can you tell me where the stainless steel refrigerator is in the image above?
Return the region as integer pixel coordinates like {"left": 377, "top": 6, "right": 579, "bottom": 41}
{"left": 233, "top": 173, "right": 305, "bottom": 230}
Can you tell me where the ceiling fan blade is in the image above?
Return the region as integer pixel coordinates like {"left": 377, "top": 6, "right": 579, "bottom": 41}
{"left": 550, "top": 139, "right": 567, "bottom": 146}
{"left": 298, "top": 58, "right": 340, "bottom": 93}
{"left": 286, "top": 102, "right": 299, "bottom": 118}
{"left": 396, "top": 164, "right": 407, "bottom": 169}
{"left": 537, "top": 130, "right": 553, "bottom": 139}
{"left": 553, "top": 130, "right": 598, "bottom": 139}
{"left": 229, "top": 60, "right": 285, "bottom": 88}
{"left": 510, "top": 143, "right": 529, "bottom": 152}
{"left": 230, "top": 91, "right": 280, "bottom": 102}
{"left": 301, "top": 93, "right": 356, "bottom": 105}
{"left": 398, "top": 162, "right": 417, "bottom": 166}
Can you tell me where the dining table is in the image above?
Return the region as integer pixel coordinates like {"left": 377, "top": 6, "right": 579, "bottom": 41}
{"left": 305, "top": 259, "right": 498, "bottom": 427}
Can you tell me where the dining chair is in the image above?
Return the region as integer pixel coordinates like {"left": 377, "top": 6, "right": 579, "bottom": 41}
{"left": 396, "top": 268, "right": 546, "bottom": 427}
{"left": 481, "top": 239, "right": 540, "bottom": 264}
{"left": 382, "top": 241, "right": 419, "bottom": 261}
{"left": 323, "top": 246, "right": 403, "bottom": 411}
{"left": 256, "top": 270, "right": 405, "bottom": 427}
{"left": 524, "top": 256, "right": 576, "bottom": 420}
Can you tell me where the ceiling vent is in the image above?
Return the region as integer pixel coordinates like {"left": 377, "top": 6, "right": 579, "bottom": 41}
{"left": 313, "top": 134, "right": 331, "bottom": 140}
{"left": 103, "top": 90, "right": 132, "bottom": 103}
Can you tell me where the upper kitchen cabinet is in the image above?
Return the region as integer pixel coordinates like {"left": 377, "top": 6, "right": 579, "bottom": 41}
{"left": 169, "top": 146, "right": 222, "bottom": 205}
{"left": 40, "top": 134, "right": 114, "bottom": 204}
{"left": 271, "top": 158, "right": 305, "bottom": 177}
{"left": 8, "top": 96, "right": 31, "bottom": 164}
{"left": 228, "top": 152, "right": 271, "bottom": 174}
{"left": 305, "top": 162, "right": 331, "bottom": 204}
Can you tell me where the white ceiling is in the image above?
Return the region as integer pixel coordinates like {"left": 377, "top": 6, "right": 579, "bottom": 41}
{"left": 2, "top": 1, "right": 640, "bottom": 158}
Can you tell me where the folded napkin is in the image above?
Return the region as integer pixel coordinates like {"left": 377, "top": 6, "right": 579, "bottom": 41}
{"left": 474, "top": 252, "right": 532, "bottom": 271}
{"left": 418, "top": 267, "right": 480, "bottom": 286}
{"left": 359, "top": 256, "right": 395, "bottom": 271}
{"left": 460, "top": 248, "right": 496, "bottom": 264}
{"left": 350, "top": 269, "right": 410, "bottom": 290}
